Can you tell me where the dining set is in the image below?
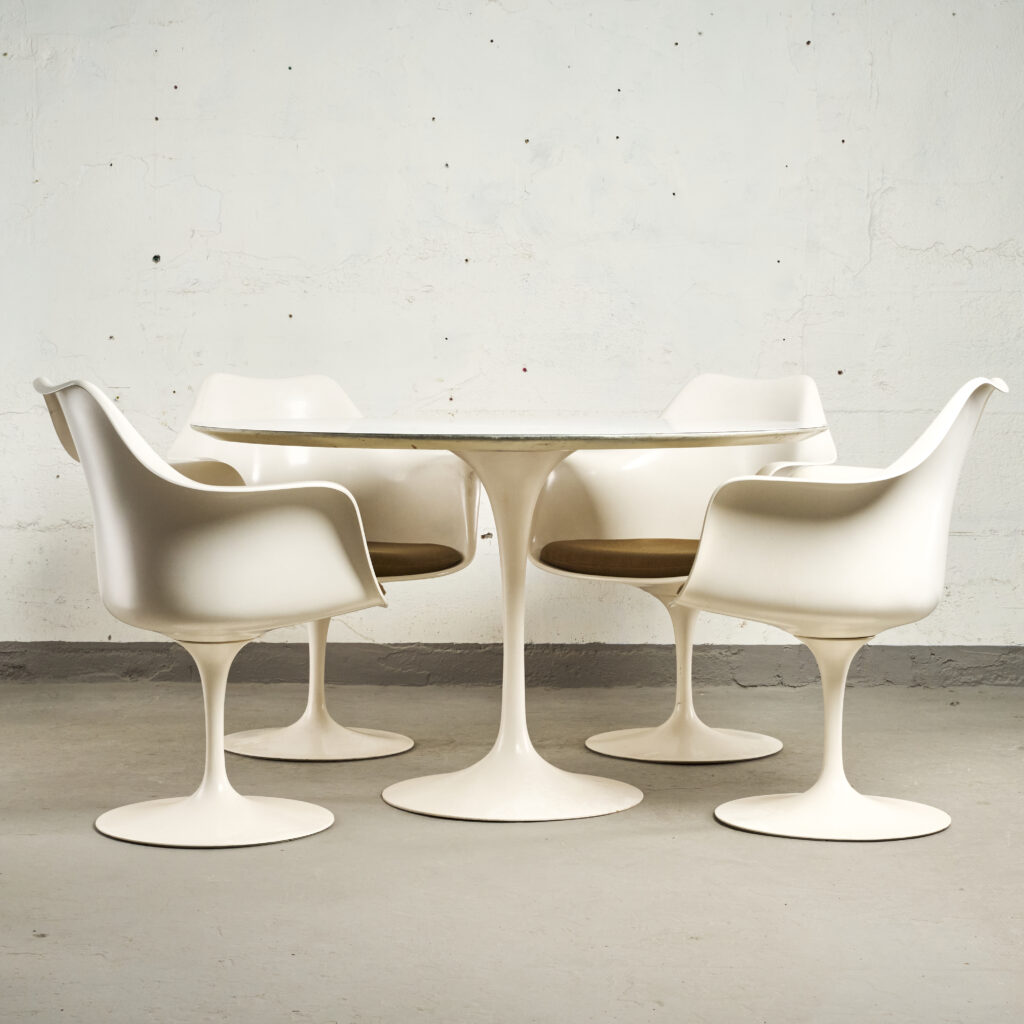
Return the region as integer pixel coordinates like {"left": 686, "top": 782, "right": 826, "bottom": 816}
{"left": 34, "top": 370, "right": 1006, "bottom": 848}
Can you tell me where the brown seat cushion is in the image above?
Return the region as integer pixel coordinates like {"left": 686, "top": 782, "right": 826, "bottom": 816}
{"left": 368, "top": 541, "right": 463, "bottom": 578}
{"left": 538, "top": 538, "right": 699, "bottom": 579}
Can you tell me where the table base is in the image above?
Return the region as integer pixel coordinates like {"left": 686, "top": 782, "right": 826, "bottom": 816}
{"left": 381, "top": 747, "right": 643, "bottom": 822}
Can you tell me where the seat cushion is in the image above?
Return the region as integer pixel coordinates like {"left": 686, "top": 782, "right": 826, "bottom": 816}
{"left": 368, "top": 541, "right": 463, "bottom": 578}
{"left": 538, "top": 538, "right": 699, "bottom": 579}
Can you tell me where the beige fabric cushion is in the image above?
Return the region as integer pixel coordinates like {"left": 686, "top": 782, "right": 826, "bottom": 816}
{"left": 539, "top": 538, "right": 699, "bottom": 579}
{"left": 368, "top": 541, "right": 463, "bottom": 578}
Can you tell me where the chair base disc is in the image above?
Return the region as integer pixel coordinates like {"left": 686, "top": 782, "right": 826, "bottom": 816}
{"left": 714, "top": 789, "right": 951, "bottom": 841}
{"left": 225, "top": 720, "right": 413, "bottom": 762}
{"left": 382, "top": 749, "right": 643, "bottom": 822}
{"left": 586, "top": 722, "right": 782, "bottom": 764}
{"left": 95, "top": 794, "right": 335, "bottom": 848}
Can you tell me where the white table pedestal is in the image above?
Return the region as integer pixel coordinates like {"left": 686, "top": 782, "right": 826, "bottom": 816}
{"left": 382, "top": 448, "right": 642, "bottom": 821}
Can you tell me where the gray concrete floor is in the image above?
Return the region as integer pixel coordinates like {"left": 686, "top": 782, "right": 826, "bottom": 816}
{"left": 2, "top": 678, "right": 1022, "bottom": 1023}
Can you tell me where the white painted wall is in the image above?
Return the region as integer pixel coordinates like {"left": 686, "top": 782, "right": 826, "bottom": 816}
{"left": 3, "top": 0, "right": 1021, "bottom": 647}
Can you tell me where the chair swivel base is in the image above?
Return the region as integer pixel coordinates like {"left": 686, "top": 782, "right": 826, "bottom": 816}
{"left": 225, "top": 717, "right": 414, "bottom": 762}
{"left": 586, "top": 713, "right": 782, "bottom": 764}
{"left": 714, "top": 787, "right": 951, "bottom": 841}
{"left": 95, "top": 790, "right": 334, "bottom": 848}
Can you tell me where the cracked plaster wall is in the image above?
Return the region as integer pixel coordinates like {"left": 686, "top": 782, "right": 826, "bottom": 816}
{"left": 1, "top": 0, "right": 1021, "bottom": 646}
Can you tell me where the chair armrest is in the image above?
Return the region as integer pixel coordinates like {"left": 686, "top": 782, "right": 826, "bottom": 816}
{"left": 759, "top": 462, "right": 889, "bottom": 482}
{"left": 170, "top": 458, "right": 246, "bottom": 486}
{"left": 103, "top": 476, "right": 387, "bottom": 640}
{"left": 676, "top": 472, "right": 944, "bottom": 638}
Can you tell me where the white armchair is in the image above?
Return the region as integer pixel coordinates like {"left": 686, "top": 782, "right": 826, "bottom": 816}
{"left": 169, "top": 373, "right": 479, "bottom": 761}
{"left": 36, "top": 378, "right": 387, "bottom": 847}
{"left": 677, "top": 377, "right": 1008, "bottom": 839}
{"left": 530, "top": 374, "right": 836, "bottom": 763}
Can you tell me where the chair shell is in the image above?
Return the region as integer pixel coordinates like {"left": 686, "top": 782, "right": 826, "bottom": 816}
{"left": 530, "top": 374, "right": 836, "bottom": 763}
{"left": 677, "top": 377, "right": 1008, "bottom": 839}
{"left": 36, "top": 377, "right": 386, "bottom": 847}
{"left": 168, "top": 373, "right": 479, "bottom": 760}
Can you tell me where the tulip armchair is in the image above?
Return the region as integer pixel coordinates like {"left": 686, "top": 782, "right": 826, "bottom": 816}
{"left": 530, "top": 374, "right": 836, "bottom": 763}
{"left": 676, "top": 377, "right": 1007, "bottom": 839}
{"left": 169, "top": 373, "right": 478, "bottom": 761}
{"left": 36, "top": 378, "right": 386, "bottom": 847}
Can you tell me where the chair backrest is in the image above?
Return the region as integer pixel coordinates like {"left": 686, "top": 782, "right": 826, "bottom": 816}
{"left": 169, "top": 373, "right": 478, "bottom": 557}
{"left": 168, "top": 373, "right": 363, "bottom": 482}
{"left": 531, "top": 374, "right": 836, "bottom": 550}
{"left": 679, "top": 377, "right": 1007, "bottom": 637}
{"left": 872, "top": 376, "right": 1008, "bottom": 619}
{"left": 36, "top": 378, "right": 384, "bottom": 639}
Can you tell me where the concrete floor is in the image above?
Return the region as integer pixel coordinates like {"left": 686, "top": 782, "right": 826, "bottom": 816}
{"left": 2, "top": 678, "right": 1022, "bottom": 1023}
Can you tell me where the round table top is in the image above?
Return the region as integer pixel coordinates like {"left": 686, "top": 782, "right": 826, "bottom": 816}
{"left": 194, "top": 414, "right": 828, "bottom": 452}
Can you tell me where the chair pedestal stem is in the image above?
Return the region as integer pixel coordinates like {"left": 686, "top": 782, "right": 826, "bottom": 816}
{"left": 224, "top": 619, "right": 413, "bottom": 761}
{"left": 714, "top": 636, "right": 951, "bottom": 841}
{"left": 94, "top": 640, "right": 334, "bottom": 847}
{"left": 585, "top": 589, "right": 782, "bottom": 763}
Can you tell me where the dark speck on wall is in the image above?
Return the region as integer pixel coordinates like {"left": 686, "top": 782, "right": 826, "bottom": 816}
{"left": 522, "top": 366, "right": 527, "bottom": 373}
{"left": 152, "top": 254, "right": 160, "bottom": 263}
{"left": 837, "top": 369, "right": 844, "bottom": 375}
